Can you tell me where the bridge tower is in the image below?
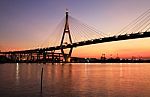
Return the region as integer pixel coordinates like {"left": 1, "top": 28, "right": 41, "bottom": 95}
{"left": 60, "top": 10, "right": 73, "bottom": 62}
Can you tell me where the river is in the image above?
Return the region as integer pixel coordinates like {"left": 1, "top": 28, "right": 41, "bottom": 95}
{"left": 0, "top": 63, "right": 150, "bottom": 97}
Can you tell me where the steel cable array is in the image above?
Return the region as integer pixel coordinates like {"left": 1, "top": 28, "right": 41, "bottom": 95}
{"left": 40, "top": 15, "right": 107, "bottom": 47}
{"left": 117, "top": 9, "right": 150, "bottom": 35}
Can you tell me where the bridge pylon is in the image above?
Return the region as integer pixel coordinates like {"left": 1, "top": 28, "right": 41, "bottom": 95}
{"left": 60, "top": 10, "right": 73, "bottom": 62}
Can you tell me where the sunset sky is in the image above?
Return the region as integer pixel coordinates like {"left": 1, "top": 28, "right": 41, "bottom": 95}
{"left": 0, "top": 0, "right": 150, "bottom": 59}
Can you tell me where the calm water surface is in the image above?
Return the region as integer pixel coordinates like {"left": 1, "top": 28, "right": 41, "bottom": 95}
{"left": 0, "top": 63, "right": 150, "bottom": 97}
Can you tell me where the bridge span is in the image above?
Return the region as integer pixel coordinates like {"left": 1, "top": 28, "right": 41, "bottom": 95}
{"left": 1, "top": 31, "right": 150, "bottom": 53}
{"left": 0, "top": 10, "right": 150, "bottom": 63}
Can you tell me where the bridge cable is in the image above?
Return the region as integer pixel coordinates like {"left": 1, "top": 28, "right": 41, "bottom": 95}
{"left": 70, "top": 17, "right": 96, "bottom": 41}
{"left": 132, "top": 14, "right": 150, "bottom": 32}
{"left": 70, "top": 21, "right": 90, "bottom": 42}
{"left": 117, "top": 9, "right": 150, "bottom": 35}
{"left": 69, "top": 16, "right": 107, "bottom": 38}
{"left": 40, "top": 17, "right": 65, "bottom": 48}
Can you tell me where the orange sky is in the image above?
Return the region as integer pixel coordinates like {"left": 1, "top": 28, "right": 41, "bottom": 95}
{"left": 72, "top": 38, "right": 150, "bottom": 59}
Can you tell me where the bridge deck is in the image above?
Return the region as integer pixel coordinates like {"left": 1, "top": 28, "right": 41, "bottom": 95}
{"left": 0, "top": 31, "right": 150, "bottom": 54}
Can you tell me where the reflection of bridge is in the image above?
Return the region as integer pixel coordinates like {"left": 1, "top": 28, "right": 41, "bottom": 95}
{"left": 0, "top": 10, "right": 150, "bottom": 63}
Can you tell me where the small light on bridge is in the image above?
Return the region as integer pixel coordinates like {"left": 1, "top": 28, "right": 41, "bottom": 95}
{"left": 115, "top": 36, "right": 118, "bottom": 38}
{"left": 66, "top": 8, "right": 69, "bottom": 12}
{"left": 83, "top": 41, "right": 86, "bottom": 43}
{"left": 139, "top": 32, "right": 144, "bottom": 35}
{"left": 125, "top": 34, "right": 130, "bottom": 36}
{"left": 65, "top": 29, "right": 69, "bottom": 31}
{"left": 90, "top": 39, "right": 93, "bottom": 42}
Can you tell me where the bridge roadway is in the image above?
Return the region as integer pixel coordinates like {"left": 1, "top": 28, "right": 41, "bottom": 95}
{"left": 0, "top": 31, "right": 150, "bottom": 54}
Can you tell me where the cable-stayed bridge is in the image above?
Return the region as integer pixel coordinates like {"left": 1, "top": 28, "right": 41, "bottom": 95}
{"left": 0, "top": 9, "right": 150, "bottom": 63}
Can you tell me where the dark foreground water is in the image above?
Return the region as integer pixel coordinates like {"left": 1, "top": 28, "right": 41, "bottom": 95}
{"left": 0, "top": 63, "right": 150, "bottom": 97}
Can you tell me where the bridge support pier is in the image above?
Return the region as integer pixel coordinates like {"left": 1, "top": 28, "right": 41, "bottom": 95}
{"left": 61, "top": 47, "right": 73, "bottom": 62}
{"left": 43, "top": 51, "right": 46, "bottom": 63}
{"left": 60, "top": 10, "right": 73, "bottom": 63}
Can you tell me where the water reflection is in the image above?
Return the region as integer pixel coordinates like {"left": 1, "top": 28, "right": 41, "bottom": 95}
{"left": 1, "top": 63, "right": 150, "bottom": 97}
{"left": 119, "top": 63, "right": 123, "bottom": 78}
{"left": 16, "top": 63, "right": 20, "bottom": 85}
